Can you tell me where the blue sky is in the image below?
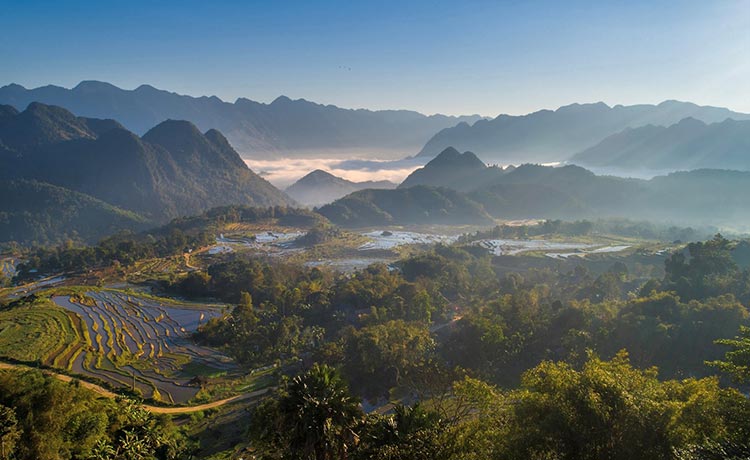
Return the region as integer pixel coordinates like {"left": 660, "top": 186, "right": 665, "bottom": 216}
{"left": 2, "top": 0, "right": 748, "bottom": 116}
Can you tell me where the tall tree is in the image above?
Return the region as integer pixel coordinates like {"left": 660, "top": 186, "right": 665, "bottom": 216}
{"left": 251, "top": 364, "right": 363, "bottom": 460}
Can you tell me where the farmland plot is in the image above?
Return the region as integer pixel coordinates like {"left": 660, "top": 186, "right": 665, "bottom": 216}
{"left": 52, "top": 291, "right": 233, "bottom": 404}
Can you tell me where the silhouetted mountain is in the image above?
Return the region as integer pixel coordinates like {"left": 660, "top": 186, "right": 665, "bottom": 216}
{"left": 417, "top": 101, "right": 750, "bottom": 164}
{"left": 0, "top": 180, "right": 147, "bottom": 245}
{"left": 322, "top": 163, "right": 750, "bottom": 228}
{"left": 0, "top": 103, "right": 294, "bottom": 224}
{"left": 0, "top": 81, "right": 482, "bottom": 158}
{"left": 570, "top": 118, "right": 750, "bottom": 172}
{"left": 0, "top": 102, "right": 123, "bottom": 151}
{"left": 285, "top": 169, "right": 396, "bottom": 206}
{"left": 317, "top": 185, "right": 494, "bottom": 227}
{"left": 399, "top": 147, "right": 509, "bottom": 191}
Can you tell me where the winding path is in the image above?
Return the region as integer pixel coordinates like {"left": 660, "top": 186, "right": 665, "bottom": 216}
{"left": 0, "top": 362, "right": 268, "bottom": 414}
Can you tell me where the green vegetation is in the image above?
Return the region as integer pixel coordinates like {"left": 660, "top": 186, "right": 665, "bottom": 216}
{"left": 0, "top": 179, "right": 147, "bottom": 246}
{"left": 0, "top": 370, "right": 188, "bottom": 460}
{"left": 250, "top": 353, "right": 750, "bottom": 460}
{"left": 251, "top": 364, "right": 361, "bottom": 459}
{"left": 3, "top": 210, "right": 750, "bottom": 458}
{"left": 0, "top": 295, "right": 80, "bottom": 364}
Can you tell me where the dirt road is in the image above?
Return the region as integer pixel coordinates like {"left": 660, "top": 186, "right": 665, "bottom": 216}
{"left": 0, "top": 362, "right": 268, "bottom": 414}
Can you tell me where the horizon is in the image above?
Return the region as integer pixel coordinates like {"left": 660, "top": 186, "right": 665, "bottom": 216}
{"left": 2, "top": 0, "right": 748, "bottom": 116}
{"left": 4, "top": 79, "right": 749, "bottom": 119}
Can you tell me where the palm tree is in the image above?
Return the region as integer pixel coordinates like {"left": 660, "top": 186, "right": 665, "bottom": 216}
{"left": 278, "top": 364, "right": 363, "bottom": 460}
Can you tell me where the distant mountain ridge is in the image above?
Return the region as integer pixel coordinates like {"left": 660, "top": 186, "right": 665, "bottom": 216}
{"left": 285, "top": 169, "right": 396, "bottom": 206}
{"left": 0, "top": 81, "right": 483, "bottom": 159}
{"left": 319, "top": 152, "right": 750, "bottom": 228}
{"left": 417, "top": 101, "right": 750, "bottom": 164}
{"left": 0, "top": 102, "right": 295, "bottom": 243}
{"left": 570, "top": 117, "right": 750, "bottom": 172}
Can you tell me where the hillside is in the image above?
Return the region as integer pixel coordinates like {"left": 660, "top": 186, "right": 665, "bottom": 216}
{"left": 0, "top": 179, "right": 147, "bottom": 245}
{"left": 570, "top": 117, "right": 750, "bottom": 172}
{"left": 285, "top": 169, "right": 396, "bottom": 206}
{"left": 417, "top": 101, "right": 750, "bottom": 163}
{"left": 317, "top": 185, "right": 494, "bottom": 227}
{"left": 399, "top": 146, "right": 509, "bottom": 191}
{"left": 0, "top": 103, "right": 294, "bottom": 221}
{"left": 0, "top": 81, "right": 482, "bottom": 158}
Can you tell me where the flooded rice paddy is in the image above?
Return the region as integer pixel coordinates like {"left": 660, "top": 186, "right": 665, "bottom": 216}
{"left": 53, "top": 291, "right": 232, "bottom": 404}
{"left": 358, "top": 230, "right": 459, "bottom": 250}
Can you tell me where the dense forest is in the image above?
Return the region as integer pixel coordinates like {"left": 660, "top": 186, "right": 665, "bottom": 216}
{"left": 218, "top": 234, "right": 750, "bottom": 459}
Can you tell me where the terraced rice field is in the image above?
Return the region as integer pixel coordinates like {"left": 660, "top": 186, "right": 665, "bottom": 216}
{"left": 0, "top": 301, "right": 80, "bottom": 363}
{"left": 51, "top": 291, "right": 233, "bottom": 403}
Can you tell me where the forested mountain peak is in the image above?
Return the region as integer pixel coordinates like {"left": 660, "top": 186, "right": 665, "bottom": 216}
{"left": 0, "top": 103, "right": 294, "bottom": 241}
{"left": 399, "top": 147, "right": 493, "bottom": 190}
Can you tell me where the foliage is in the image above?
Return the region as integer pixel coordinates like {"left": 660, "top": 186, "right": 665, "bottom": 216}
{"left": 495, "top": 351, "right": 741, "bottom": 460}
{"left": 0, "top": 370, "right": 186, "bottom": 460}
{"left": 250, "top": 364, "right": 363, "bottom": 460}
{"left": 354, "top": 404, "right": 449, "bottom": 460}
{"left": 708, "top": 325, "right": 750, "bottom": 383}
{"left": 340, "top": 320, "right": 435, "bottom": 400}
{"left": 664, "top": 234, "right": 750, "bottom": 303}
{"left": 0, "top": 405, "right": 20, "bottom": 460}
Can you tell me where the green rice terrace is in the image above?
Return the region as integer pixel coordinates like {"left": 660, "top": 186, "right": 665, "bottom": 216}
{"left": 0, "top": 289, "right": 236, "bottom": 404}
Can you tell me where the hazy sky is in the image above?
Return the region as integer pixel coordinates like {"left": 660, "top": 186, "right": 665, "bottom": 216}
{"left": 2, "top": 0, "right": 748, "bottom": 116}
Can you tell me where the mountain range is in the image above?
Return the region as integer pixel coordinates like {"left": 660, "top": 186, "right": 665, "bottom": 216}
{"left": 417, "top": 101, "right": 750, "bottom": 165}
{"left": 320, "top": 147, "right": 750, "bottom": 228}
{"left": 0, "top": 102, "right": 294, "bottom": 244}
{"left": 570, "top": 117, "right": 750, "bottom": 172}
{"left": 0, "top": 81, "right": 482, "bottom": 159}
{"left": 285, "top": 169, "right": 396, "bottom": 207}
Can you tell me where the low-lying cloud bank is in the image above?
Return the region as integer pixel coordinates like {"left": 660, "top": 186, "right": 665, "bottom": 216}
{"left": 244, "top": 157, "right": 427, "bottom": 188}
